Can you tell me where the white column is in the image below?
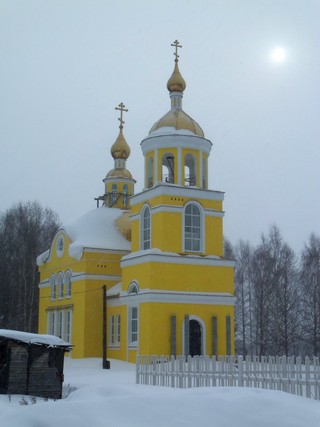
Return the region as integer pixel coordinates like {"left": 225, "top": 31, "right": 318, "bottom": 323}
{"left": 178, "top": 147, "right": 182, "bottom": 186}
{"left": 154, "top": 149, "right": 158, "bottom": 185}
{"left": 199, "top": 150, "right": 203, "bottom": 188}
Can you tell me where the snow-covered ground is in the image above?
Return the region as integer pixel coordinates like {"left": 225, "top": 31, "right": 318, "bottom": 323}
{"left": 1, "top": 357, "right": 320, "bottom": 427}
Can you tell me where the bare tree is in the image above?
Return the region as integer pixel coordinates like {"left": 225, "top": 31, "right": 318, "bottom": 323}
{"left": 0, "top": 201, "right": 60, "bottom": 332}
{"left": 234, "top": 240, "right": 254, "bottom": 356}
{"left": 300, "top": 234, "right": 320, "bottom": 356}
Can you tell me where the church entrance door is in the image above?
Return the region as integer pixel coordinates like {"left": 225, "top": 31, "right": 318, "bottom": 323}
{"left": 189, "top": 319, "right": 202, "bottom": 356}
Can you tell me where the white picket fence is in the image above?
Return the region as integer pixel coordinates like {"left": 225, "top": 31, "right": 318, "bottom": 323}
{"left": 136, "top": 355, "right": 320, "bottom": 400}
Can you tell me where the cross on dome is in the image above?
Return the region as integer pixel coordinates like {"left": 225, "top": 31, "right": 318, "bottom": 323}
{"left": 115, "top": 102, "right": 128, "bottom": 130}
{"left": 171, "top": 40, "right": 182, "bottom": 62}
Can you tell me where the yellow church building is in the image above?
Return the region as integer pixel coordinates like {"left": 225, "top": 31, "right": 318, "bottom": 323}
{"left": 37, "top": 41, "right": 235, "bottom": 363}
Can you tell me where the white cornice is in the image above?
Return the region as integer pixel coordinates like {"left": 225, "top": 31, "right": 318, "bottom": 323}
{"left": 39, "top": 272, "right": 121, "bottom": 288}
{"left": 121, "top": 249, "right": 235, "bottom": 268}
{"left": 107, "top": 289, "right": 235, "bottom": 307}
{"left": 130, "top": 204, "right": 224, "bottom": 221}
{"left": 130, "top": 184, "right": 224, "bottom": 206}
{"left": 140, "top": 134, "right": 212, "bottom": 155}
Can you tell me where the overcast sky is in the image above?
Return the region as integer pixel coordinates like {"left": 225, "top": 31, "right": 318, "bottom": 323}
{"left": 0, "top": 0, "right": 319, "bottom": 253}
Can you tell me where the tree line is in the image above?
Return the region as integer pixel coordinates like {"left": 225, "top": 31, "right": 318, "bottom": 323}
{"left": 0, "top": 201, "right": 60, "bottom": 332}
{"left": 227, "top": 225, "right": 320, "bottom": 357}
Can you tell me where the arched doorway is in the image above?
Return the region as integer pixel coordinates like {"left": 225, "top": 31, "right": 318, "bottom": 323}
{"left": 189, "top": 319, "right": 202, "bottom": 356}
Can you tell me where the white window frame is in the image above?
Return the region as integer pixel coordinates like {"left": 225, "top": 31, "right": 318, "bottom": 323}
{"left": 183, "top": 202, "right": 204, "bottom": 253}
{"left": 122, "top": 184, "right": 129, "bottom": 206}
{"left": 128, "top": 306, "right": 138, "bottom": 347}
{"left": 110, "top": 314, "right": 115, "bottom": 345}
{"left": 50, "top": 274, "right": 56, "bottom": 301}
{"left": 111, "top": 184, "right": 117, "bottom": 204}
{"left": 116, "top": 314, "right": 121, "bottom": 345}
{"left": 140, "top": 205, "right": 151, "bottom": 250}
{"left": 65, "top": 270, "right": 72, "bottom": 298}
{"left": 47, "top": 307, "right": 72, "bottom": 343}
{"left": 57, "top": 272, "right": 64, "bottom": 299}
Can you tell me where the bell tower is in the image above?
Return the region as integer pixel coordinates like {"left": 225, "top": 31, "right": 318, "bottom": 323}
{"left": 96, "top": 102, "right": 136, "bottom": 209}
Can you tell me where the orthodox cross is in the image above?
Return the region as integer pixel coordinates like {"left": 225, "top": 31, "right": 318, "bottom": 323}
{"left": 115, "top": 102, "right": 128, "bottom": 129}
{"left": 171, "top": 40, "right": 182, "bottom": 61}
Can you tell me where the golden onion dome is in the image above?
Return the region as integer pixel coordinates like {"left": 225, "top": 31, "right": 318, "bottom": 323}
{"left": 149, "top": 109, "right": 204, "bottom": 137}
{"left": 110, "top": 129, "right": 131, "bottom": 160}
{"left": 167, "top": 61, "right": 186, "bottom": 93}
{"left": 106, "top": 168, "right": 133, "bottom": 179}
{"left": 115, "top": 211, "right": 131, "bottom": 241}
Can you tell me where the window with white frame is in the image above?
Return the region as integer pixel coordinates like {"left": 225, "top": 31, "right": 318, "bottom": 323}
{"left": 116, "top": 314, "right": 121, "bottom": 344}
{"left": 110, "top": 315, "right": 115, "bottom": 344}
{"left": 109, "top": 314, "right": 121, "bottom": 346}
{"left": 141, "top": 206, "right": 151, "bottom": 250}
{"left": 47, "top": 308, "right": 72, "bottom": 343}
{"left": 128, "top": 281, "right": 139, "bottom": 294}
{"left": 122, "top": 184, "right": 128, "bottom": 206}
{"left": 65, "top": 270, "right": 72, "bottom": 298}
{"left": 184, "top": 203, "right": 202, "bottom": 252}
{"left": 57, "top": 272, "right": 64, "bottom": 299}
{"left": 129, "top": 306, "right": 138, "bottom": 346}
{"left": 50, "top": 274, "right": 56, "bottom": 300}
{"left": 111, "top": 184, "right": 117, "bottom": 205}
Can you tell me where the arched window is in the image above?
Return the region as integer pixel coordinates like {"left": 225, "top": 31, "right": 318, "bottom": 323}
{"left": 147, "top": 156, "right": 153, "bottom": 188}
{"left": 128, "top": 281, "right": 139, "bottom": 294}
{"left": 50, "top": 274, "right": 56, "bottom": 300}
{"left": 141, "top": 206, "right": 151, "bottom": 250}
{"left": 123, "top": 184, "right": 128, "bottom": 206}
{"left": 185, "top": 154, "right": 196, "bottom": 186}
{"left": 111, "top": 184, "right": 117, "bottom": 205}
{"left": 184, "top": 203, "right": 203, "bottom": 252}
{"left": 65, "top": 270, "right": 72, "bottom": 298}
{"left": 57, "top": 272, "right": 64, "bottom": 299}
{"left": 162, "top": 153, "right": 175, "bottom": 183}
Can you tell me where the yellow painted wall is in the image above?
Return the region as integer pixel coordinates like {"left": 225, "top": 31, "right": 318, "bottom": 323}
{"left": 122, "top": 262, "right": 234, "bottom": 294}
{"left": 139, "top": 302, "right": 234, "bottom": 357}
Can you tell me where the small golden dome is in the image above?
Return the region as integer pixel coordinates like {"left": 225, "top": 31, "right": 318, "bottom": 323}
{"left": 167, "top": 61, "right": 186, "bottom": 93}
{"left": 106, "top": 168, "right": 133, "bottom": 179}
{"left": 149, "top": 109, "right": 204, "bottom": 137}
{"left": 111, "top": 130, "right": 131, "bottom": 160}
{"left": 115, "top": 211, "right": 131, "bottom": 241}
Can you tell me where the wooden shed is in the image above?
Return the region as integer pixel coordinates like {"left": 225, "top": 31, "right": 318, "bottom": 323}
{"left": 0, "top": 329, "right": 71, "bottom": 399}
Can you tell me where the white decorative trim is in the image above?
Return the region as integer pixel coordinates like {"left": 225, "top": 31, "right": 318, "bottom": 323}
{"left": 121, "top": 249, "right": 235, "bottom": 268}
{"left": 103, "top": 177, "right": 136, "bottom": 184}
{"left": 131, "top": 185, "right": 224, "bottom": 206}
{"left": 39, "top": 272, "right": 121, "bottom": 288}
{"left": 182, "top": 315, "right": 207, "bottom": 356}
{"left": 107, "top": 289, "right": 235, "bottom": 307}
{"left": 141, "top": 134, "right": 212, "bottom": 156}
{"left": 130, "top": 204, "right": 224, "bottom": 221}
{"left": 83, "top": 247, "right": 130, "bottom": 255}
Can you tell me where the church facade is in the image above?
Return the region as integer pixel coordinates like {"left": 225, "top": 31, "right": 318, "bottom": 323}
{"left": 37, "top": 41, "right": 235, "bottom": 363}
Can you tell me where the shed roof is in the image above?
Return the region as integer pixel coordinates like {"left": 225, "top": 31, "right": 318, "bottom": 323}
{"left": 0, "top": 329, "right": 71, "bottom": 349}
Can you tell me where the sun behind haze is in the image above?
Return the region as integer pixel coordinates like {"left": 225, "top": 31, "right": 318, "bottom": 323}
{"left": 270, "top": 46, "right": 287, "bottom": 63}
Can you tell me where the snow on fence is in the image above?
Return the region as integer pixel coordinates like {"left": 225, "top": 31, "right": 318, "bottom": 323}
{"left": 136, "top": 355, "right": 320, "bottom": 400}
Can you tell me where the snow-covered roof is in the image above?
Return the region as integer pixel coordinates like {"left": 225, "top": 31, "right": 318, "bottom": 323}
{"left": 37, "top": 207, "right": 131, "bottom": 265}
{"left": 0, "top": 329, "right": 71, "bottom": 348}
{"left": 65, "top": 207, "right": 131, "bottom": 260}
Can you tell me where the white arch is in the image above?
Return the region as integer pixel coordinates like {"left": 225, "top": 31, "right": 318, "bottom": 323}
{"left": 182, "top": 315, "right": 206, "bottom": 356}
